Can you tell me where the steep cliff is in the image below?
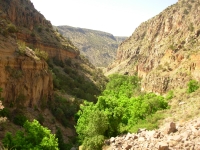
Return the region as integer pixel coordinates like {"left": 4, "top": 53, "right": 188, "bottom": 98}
{"left": 0, "top": 0, "right": 107, "bottom": 144}
{"left": 1, "top": 0, "right": 79, "bottom": 58}
{"left": 0, "top": 0, "right": 82, "bottom": 106}
{"left": 56, "top": 25, "right": 127, "bottom": 67}
{"left": 106, "top": 0, "right": 200, "bottom": 93}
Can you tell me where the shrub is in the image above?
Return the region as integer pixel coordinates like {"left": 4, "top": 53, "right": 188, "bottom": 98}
{"left": 35, "top": 48, "right": 48, "bottom": 61}
{"left": 5, "top": 65, "right": 23, "bottom": 79}
{"left": 37, "top": 26, "right": 42, "bottom": 32}
{"left": 6, "top": 23, "right": 17, "bottom": 33}
{"left": 82, "top": 135, "right": 104, "bottom": 150}
{"left": 0, "top": 108, "right": 10, "bottom": 118}
{"left": 45, "top": 28, "right": 49, "bottom": 32}
{"left": 1, "top": 29, "right": 8, "bottom": 37}
{"left": 3, "top": 120, "right": 59, "bottom": 150}
{"left": 16, "top": 93, "right": 26, "bottom": 107}
{"left": 189, "top": 23, "right": 194, "bottom": 32}
{"left": 30, "top": 32, "right": 35, "bottom": 37}
{"left": 17, "top": 41, "right": 26, "bottom": 55}
{"left": 187, "top": 4, "right": 192, "bottom": 9}
{"left": 166, "top": 90, "right": 174, "bottom": 100}
{"left": 49, "top": 94, "right": 79, "bottom": 127}
{"left": 53, "top": 57, "right": 64, "bottom": 67}
{"left": 56, "top": 127, "right": 65, "bottom": 150}
{"left": 183, "top": 9, "right": 189, "bottom": 14}
{"left": 13, "top": 114, "right": 28, "bottom": 126}
{"left": 187, "top": 79, "right": 199, "bottom": 93}
{"left": 65, "top": 58, "right": 72, "bottom": 66}
{"left": 169, "top": 45, "right": 175, "bottom": 51}
{"left": 37, "top": 114, "right": 45, "bottom": 125}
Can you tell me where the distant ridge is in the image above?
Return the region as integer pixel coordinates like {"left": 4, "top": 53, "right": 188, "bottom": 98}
{"left": 56, "top": 25, "right": 127, "bottom": 67}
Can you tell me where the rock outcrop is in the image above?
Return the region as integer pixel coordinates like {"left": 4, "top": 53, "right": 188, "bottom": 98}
{"left": 0, "top": 34, "right": 52, "bottom": 107}
{"left": 105, "top": 0, "right": 200, "bottom": 93}
{"left": 104, "top": 118, "right": 200, "bottom": 150}
{"left": 0, "top": 0, "right": 80, "bottom": 106}
{"left": 0, "top": 56, "right": 52, "bottom": 107}
{"left": 56, "top": 25, "right": 127, "bottom": 67}
{"left": 0, "top": 0, "right": 79, "bottom": 60}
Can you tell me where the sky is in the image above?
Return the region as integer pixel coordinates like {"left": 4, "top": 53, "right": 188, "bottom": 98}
{"left": 30, "top": 0, "right": 178, "bottom": 36}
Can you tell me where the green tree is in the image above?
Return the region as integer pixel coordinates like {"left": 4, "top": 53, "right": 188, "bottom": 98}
{"left": 3, "top": 120, "right": 58, "bottom": 150}
{"left": 76, "top": 102, "right": 108, "bottom": 141}
{"left": 75, "top": 74, "right": 168, "bottom": 150}
{"left": 76, "top": 102, "right": 108, "bottom": 150}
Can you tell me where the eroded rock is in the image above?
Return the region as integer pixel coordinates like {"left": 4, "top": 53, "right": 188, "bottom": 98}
{"left": 104, "top": 118, "right": 200, "bottom": 150}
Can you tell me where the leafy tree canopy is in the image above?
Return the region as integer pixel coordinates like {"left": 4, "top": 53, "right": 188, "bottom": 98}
{"left": 75, "top": 74, "right": 168, "bottom": 150}
{"left": 3, "top": 119, "right": 58, "bottom": 150}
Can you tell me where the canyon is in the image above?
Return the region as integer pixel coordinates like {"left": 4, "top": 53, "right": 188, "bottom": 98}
{"left": 0, "top": 0, "right": 200, "bottom": 149}
{"left": 105, "top": 0, "right": 200, "bottom": 94}
{"left": 57, "top": 25, "right": 126, "bottom": 67}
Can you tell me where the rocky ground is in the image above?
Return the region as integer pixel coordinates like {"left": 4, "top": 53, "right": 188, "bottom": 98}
{"left": 103, "top": 118, "right": 200, "bottom": 150}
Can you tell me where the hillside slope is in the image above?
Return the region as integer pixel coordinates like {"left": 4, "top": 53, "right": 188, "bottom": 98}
{"left": 56, "top": 25, "right": 127, "bottom": 67}
{"left": 0, "top": 0, "right": 107, "bottom": 145}
{"left": 105, "top": 0, "right": 200, "bottom": 94}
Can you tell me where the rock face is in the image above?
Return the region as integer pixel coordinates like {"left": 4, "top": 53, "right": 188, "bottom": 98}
{"left": 56, "top": 25, "right": 127, "bottom": 67}
{"left": 104, "top": 118, "right": 200, "bottom": 150}
{"left": 0, "top": 30, "right": 52, "bottom": 107}
{"left": 105, "top": 0, "right": 200, "bottom": 93}
{"left": 0, "top": 0, "right": 79, "bottom": 107}
{"left": 0, "top": 0, "right": 79, "bottom": 59}
{"left": 0, "top": 56, "right": 53, "bottom": 107}
{"left": 1, "top": 0, "right": 50, "bottom": 30}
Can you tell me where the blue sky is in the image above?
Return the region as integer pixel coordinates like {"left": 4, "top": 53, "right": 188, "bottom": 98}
{"left": 30, "top": 0, "right": 178, "bottom": 36}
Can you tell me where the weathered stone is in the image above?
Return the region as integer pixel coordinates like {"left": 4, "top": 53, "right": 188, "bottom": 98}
{"left": 167, "top": 122, "right": 177, "bottom": 134}
{"left": 124, "top": 132, "right": 132, "bottom": 140}
{"left": 105, "top": 118, "right": 200, "bottom": 150}
{"left": 172, "top": 135, "right": 182, "bottom": 142}
{"left": 154, "top": 131, "right": 161, "bottom": 138}
{"left": 104, "top": 139, "right": 110, "bottom": 145}
{"left": 137, "top": 128, "right": 146, "bottom": 133}
{"left": 138, "top": 137, "right": 145, "bottom": 142}
{"left": 133, "top": 135, "right": 138, "bottom": 140}
{"left": 24, "top": 47, "right": 40, "bottom": 60}
{"left": 110, "top": 137, "right": 115, "bottom": 143}
{"left": 158, "top": 142, "right": 169, "bottom": 150}
{"left": 124, "top": 144, "right": 132, "bottom": 150}
{"left": 179, "top": 101, "right": 186, "bottom": 105}
{"left": 194, "top": 130, "right": 200, "bottom": 136}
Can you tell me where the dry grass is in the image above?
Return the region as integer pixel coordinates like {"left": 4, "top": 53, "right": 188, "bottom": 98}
{"left": 160, "top": 87, "right": 200, "bottom": 125}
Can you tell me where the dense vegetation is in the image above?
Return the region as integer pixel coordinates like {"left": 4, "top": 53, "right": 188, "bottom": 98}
{"left": 75, "top": 74, "right": 169, "bottom": 150}
{"left": 47, "top": 55, "right": 107, "bottom": 129}
{"left": 3, "top": 120, "right": 58, "bottom": 150}
{"left": 48, "top": 94, "right": 79, "bottom": 127}
{"left": 48, "top": 56, "right": 107, "bottom": 102}
{"left": 1, "top": 76, "right": 200, "bottom": 150}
